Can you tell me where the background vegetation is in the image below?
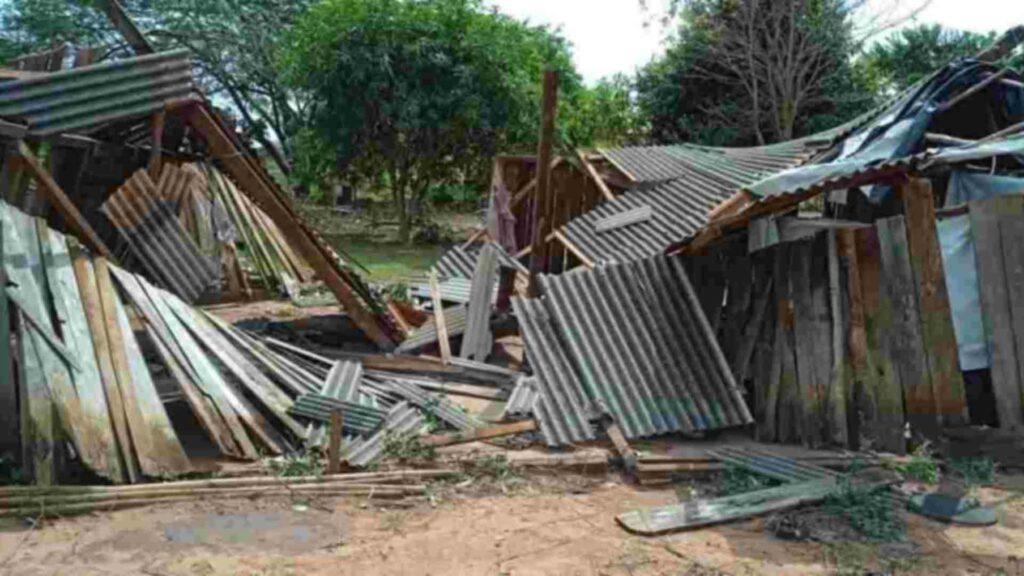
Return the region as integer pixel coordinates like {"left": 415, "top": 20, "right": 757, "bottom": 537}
{"left": 0, "top": 0, "right": 1008, "bottom": 244}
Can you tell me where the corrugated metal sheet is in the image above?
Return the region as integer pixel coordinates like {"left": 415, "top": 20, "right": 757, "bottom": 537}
{"left": 502, "top": 375, "right": 540, "bottom": 419}
{"left": 565, "top": 136, "right": 839, "bottom": 264}
{"left": 289, "top": 394, "right": 387, "bottom": 435}
{"left": 512, "top": 297, "right": 597, "bottom": 446}
{"left": 0, "top": 50, "right": 196, "bottom": 136}
{"left": 363, "top": 376, "right": 479, "bottom": 431}
{"left": 345, "top": 401, "right": 425, "bottom": 468}
{"left": 433, "top": 242, "right": 527, "bottom": 279}
{"left": 708, "top": 446, "right": 838, "bottom": 483}
{"left": 517, "top": 255, "right": 752, "bottom": 443}
{"left": 409, "top": 277, "right": 476, "bottom": 304}
{"left": 459, "top": 244, "right": 499, "bottom": 361}
{"left": 395, "top": 305, "right": 468, "bottom": 354}
{"left": 102, "top": 169, "right": 218, "bottom": 302}
{"left": 323, "top": 360, "right": 363, "bottom": 403}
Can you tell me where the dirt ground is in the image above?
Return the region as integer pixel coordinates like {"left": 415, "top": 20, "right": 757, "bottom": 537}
{"left": 3, "top": 471, "right": 1024, "bottom": 576}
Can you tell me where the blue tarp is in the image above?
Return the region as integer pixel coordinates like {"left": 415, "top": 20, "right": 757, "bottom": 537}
{"left": 945, "top": 168, "right": 1024, "bottom": 206}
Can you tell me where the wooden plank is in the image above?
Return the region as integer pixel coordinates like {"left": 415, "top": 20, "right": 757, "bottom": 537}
{"left": 16, "top": 141, "right": 111, "bottom": 259}
{"left": 901, "top": 179, "right": 967, "bottom": 426}
{"left": 576, "top": 149, "right": 616, "bottom": 203}
{"left": 790, "top": 236, "right": 826, "bottom": 446}
{"left": 164, "top": 298, "right": 305, "bottom": 440}
{"left": 421, "top": 419, "right": 536, "bottom": 447}
{"left": 70, "top": 247, "right": 139, "bottom": 481}
{"left": 972, "top": 196, "right": 1024, "bottom": 429}
{"left": 617, "top": 479, "right": 837, "bottom": 535}
{"left": 185, "top": 106, "right": 395, "bottom": 350}
{"left": 108, "top": 265, "right": 241, "bottom": 457}
{"left": 826, "top": 231, "right": 849, "bottom": 446}
{"left": 429, "top": 271, "right": 452, "bottom": 363}
{"left": 1000, "top": 200, "right": 1024, "bottom": 430}
{"left": 775, "top": 244, "right": 800, "bottom": 444}
{"left": 39, "top": 228, "right": 124, "bottom": 482}
{"left": 0, "top": 226, "right": 14, "bottom": 462}
{"left": 853, "top": 227, "right": 905, "bottom": 453}
{"left": 877, "top": 216, "right": 940, "bottom": 438}
{"left": 99, "top": 258, "right": 190, "bottom": 475}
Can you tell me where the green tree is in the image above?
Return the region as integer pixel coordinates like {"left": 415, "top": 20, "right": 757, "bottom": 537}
{"left": 637, "top": 0, "right": 875, "bottom": 146}
{"left": 565, "top": 74, "right": 647, "bottom": 148}
{"left": 859, "top": 24, "right": 995, "bottom": 96}
{"left": 280, "top": 0, "right": 581, "bottom": 242}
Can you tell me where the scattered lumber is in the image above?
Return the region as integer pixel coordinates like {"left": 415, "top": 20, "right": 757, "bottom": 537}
{"left": 421, "top": 420, "right": 538, "bottom": 447}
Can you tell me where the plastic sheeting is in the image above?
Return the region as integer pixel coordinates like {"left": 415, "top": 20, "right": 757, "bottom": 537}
{"left": 945, "top": 170, "right": 1024, "bottom": 207}
{"left": 937, "top": 214, "right": 988, "bottom": 370}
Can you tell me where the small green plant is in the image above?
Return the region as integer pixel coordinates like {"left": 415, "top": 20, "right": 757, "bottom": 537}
{"left": 948, "top": 457, "right": 996, "bottom": 487}
{"left": 719, "top": 465, "right": 781, "bottom": 496}
{"left": 0, "top": 456, "right": 27, "bottom": 485}
{"left": 896, "top": 444, "right": 939, "bottom": 484}
{"left": 421, "top": 398, "right": 443, "bottom": 432}
{"left": 382, "top": 282, "right": 410, "bottom": 303}
{"left": 461, "top": 455, "right": 521, "bottom": 488}
{"left": 825, "top": 479, "right": 905, "bottom": 542}
{"left": 382, "top": 431, "right": 437, "bottom": 462}
{"left": 264, "top": 451, "right": 324, "bottom": 478}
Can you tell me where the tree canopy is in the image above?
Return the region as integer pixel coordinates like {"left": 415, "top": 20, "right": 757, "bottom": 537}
{"left": 279, "top": 0, "right": 582, "bottom": 241}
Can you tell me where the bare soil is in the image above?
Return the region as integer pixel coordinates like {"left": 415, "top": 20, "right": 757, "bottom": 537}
{"left": 3, "top": 471, "right": 1024, "bottom": 576}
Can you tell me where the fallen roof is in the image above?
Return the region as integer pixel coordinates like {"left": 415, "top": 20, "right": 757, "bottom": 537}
{"left": 0, "top": 50, "right": 196, "bottom": 136}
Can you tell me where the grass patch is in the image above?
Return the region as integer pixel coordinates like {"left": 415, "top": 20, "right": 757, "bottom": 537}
{"left": 948, "top": 456, "right": 996, "bottom": 488}
{"left": 892, "top": 444, "right": 939, "bottom": 484}
{"left": 825, "top": 479, "right": 904, "bottom": 542}
{"left": 326, "top": 239, "right": 444, "bottom": 283}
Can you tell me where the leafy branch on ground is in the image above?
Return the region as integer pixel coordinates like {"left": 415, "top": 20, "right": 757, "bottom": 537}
{"left": 947, "top": 457, "right": 996, "bottom": 488}
{"left": 263, "top": 451, "right": 324, "bottom": 478}
{"left": 825, "top": 478, "right": 905, "bottom": 542}
{"left": 890, "top": 444, "right": 939, "bottom": 484}
{"left": 382, "top": 431, "right": 437, "bottom": 463}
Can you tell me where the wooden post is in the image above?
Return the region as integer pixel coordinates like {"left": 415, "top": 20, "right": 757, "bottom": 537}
{"left": 17, "top": 141, "right": 112, "bottom": 259}
{"left": 428, "top": 271, "right": 452, "bottom": 363}
{"left": 327, "top": 409, "right": 343, "bottom": 474}
{"left": 148, "top": 111, "right": 166, "bottom": 179}
{"left": 528, "top": 70, "right": 559, "bottom": 296}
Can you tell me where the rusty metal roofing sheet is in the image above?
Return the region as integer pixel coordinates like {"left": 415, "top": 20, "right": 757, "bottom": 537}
{"left": 102, "top": 169, "right": 218, "bottom": 302}
{"left": 0, "top": 50, "right": 196, "bottom": 136}
{"left": 512, "top": 296, "right": 597, "bottom": 446}
{"left": 521, "top": 255, "right": 752, "bottom": 442}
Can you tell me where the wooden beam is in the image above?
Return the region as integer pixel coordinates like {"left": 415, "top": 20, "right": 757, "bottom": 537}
{"left": 528, "top": 70, "right": 559, "bottom": 295}
{"left": 428, "top": 271, "right": 452, "bottom": 364}
{"left": 421, "top": 419, "right": 537, "bottom": 447}
{"left": 184, "top": 105, "right": 394, "bottom": 350}
{"left": 95, "top": 0, "right": 154, "bottom": 55}
{"left": 576, "top": 149, "right": 615, "bottom": 203}
{"left": 327, "top": 409, "right": 343, "bottom": 474}
{"left": 17, "top": 141, "right": 112, "bottom": 259}
{"left": 708, "top": 190, "right": 754, "bottom": 222}
{"left": 147, "top": 110, "right": 166, "bottom": 179}
{"left": 552, "top": 230, "right": 595, "bottom": 269}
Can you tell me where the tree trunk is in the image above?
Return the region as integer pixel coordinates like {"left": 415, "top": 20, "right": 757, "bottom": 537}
{"left": 393, "top": 177, "right": 410, "bottom": 244}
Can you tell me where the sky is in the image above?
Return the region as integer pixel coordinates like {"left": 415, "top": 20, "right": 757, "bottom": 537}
{"left": 487, "top": 0, "right": 1024, "bottom": 84}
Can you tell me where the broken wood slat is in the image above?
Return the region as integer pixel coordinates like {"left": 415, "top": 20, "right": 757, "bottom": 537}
{"left": 971, "top": 195, "right": 1024, "bottom": 429}
{"left": 39, "top": 229, "right": 124, "bottom": 482}
{"left": 420, "top": 420, "right": 537, "bottom": 447}
{"left": 429, "top": 271, "right": 453, "bottom": 363}
{"left": 111, "top": 267, "right": 262, "bottom": 458}
{"left": 853, "top": 227, "right": 906, "bottom": 454}
{"left": 163, "top": 295, "right": 306, "bottom": 440}
{"left": 96, "top": 257, "right": 193, "bottom": 478}
{"left": 459, "top": 244, "right": 499, "bottom": 361}
{"left": 576, "top": 149, "right": 616, "bottom": 203}
{"left": 900, "top": 179, "right": 966, "bottom": 426}
{"left": 108, "top": 266, "right": 240, "bottom": 457}
{"left": 141, "top": 280, "right": 285, "bottom": 456}
{"left": 603, "top": 419, "right": 638, "bottom": 472}
{"left": 877, "top": 216, "right": 940, "bottom": 437}
{"left": 186, "top": 105, "right": 395, "bottom": 350}
{"left": 617, "top": 479, "right": 838, "bottom": 535}
{"left": 16, "top": 141, "right": 111, "bottom": 259}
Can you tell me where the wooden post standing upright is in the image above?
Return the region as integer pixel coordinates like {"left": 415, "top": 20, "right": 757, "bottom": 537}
{"left": 528, "top": 70, "right": 559, "bottom": 296}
